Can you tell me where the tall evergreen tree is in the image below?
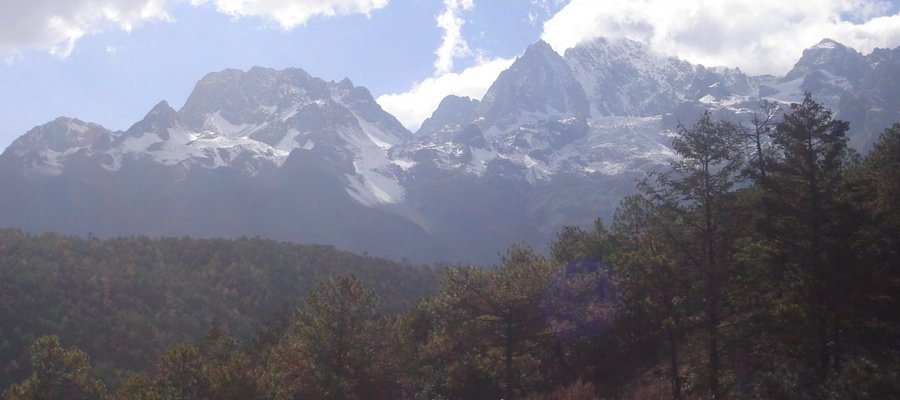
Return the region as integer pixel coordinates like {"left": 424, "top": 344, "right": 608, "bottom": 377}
{"left": 612, "top": 195, "right": 692, "bottom": 400}
{"left": 638, "top": 112, "right": 747, "bottom": 399}
{"left": 767, "top": 93, "right": 854, "bottom": 382}
{"left": 299, "top": 275, "right": 391, "bottom": 400}
{"left": 847, "top": 124, "right": 900, "bottom": 362}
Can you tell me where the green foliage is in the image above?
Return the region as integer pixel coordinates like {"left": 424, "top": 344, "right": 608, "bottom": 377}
{"left": 549, "top": 218, "right": 610, "bottom": 265}
{"left": 763, "top": 93, "right": 858, "bottom": 384}
{"left": 0, "top": 233, "right": 439, "bottom": 391}
{"left": 154, "top": 345, "right": 210, "bottom": 400}
{"left": 114, "top": 373, "right": 159, "bottom": 400}
{"left": 858, "top": 124, "right": 900, "bottom": 226}
{"left": 612, "top": 194, "right": 693, "bottom": 399}
{"left": 622, "top": 112, "right": 748, "bottom": 399}
{"left": 427, "top": 245, "right": 559, "bottom": 399}
{"left": 297, "top": 275, "right": 393, "bottom": 400}
{"left": 523, "top": 379, "right": 599, "bottom": 400}
{"left": 826, "top": 358, "right": 900, "bottom": 400}
{"left": 3, "top": 336, "right": 107, "bottom": 400}
{"left": 605, "top": 99, "right": 899, "bottom": 399}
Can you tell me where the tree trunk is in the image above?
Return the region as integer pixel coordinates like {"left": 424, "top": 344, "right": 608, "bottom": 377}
{"left": 704, "top": 172, "right": 722, "bottom": 400}
{"left": 670, "top": 328, "right": 682, "bottom": 400}
{"left": 505, "top": 318, "right": 514, "bottom": 400}
{"left": 709, "top": 304, "right": 720, "bottom": 400}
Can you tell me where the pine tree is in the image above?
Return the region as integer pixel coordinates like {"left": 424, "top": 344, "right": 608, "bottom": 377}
{"left": 435, "top": 245, "right": 558, "bottom": 400}
{"left": 298, "top": 275, "right": 391, "bottom": 400}
{"left": 847, "top": 124, "right": 900, "bottom": 364}
{"left": 636, "top": 112, "right": 747, "bottom": 399}
{"left": 612, "top": 194, "right": 692, "bottom": 400}
{"left": 767, "top": 93, "right": 854, "bottom": 382}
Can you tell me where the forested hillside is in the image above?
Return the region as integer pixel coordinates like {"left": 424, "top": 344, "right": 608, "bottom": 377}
{"left": 0, "top": 233, "right": 440, "bottom": 392}
{"left": 3, "top": 97, "right": 899, "bottom": 399}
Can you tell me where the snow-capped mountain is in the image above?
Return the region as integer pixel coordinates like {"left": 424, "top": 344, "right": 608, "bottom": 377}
{"left": 400, "top": 38, "right": 749, "bottom": 185}
{"left": 1, "top": 38, "right": 898, "bottom": 263}
{"left": 567, "top": 37, "right": 695, "bottom": 116}
{"left": 759, "top": 38, "right": 900, "bottom": 150}
{"left": 0, "top": 67, "right": 443, "bottom": 261}
{"left": 8, "top": 67, "right": 411, "bottom": 206}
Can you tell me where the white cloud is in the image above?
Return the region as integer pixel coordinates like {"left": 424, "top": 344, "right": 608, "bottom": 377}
{"left": 434, "top": 0, "right": 474, "bottom": 75}
{"left": 194, "top": 0, "right": 388, "bottom": 29}
{"left": 541, "top": 0, "right": 900, "bottom": 75}
{"left": 377, "top": 57, "right": 513, "bottom": 130}
{"left": 0, "top": 0, "right": 171, "bottom": 57}
{"left": 377, "top": 0, "right": 514, "bottom": 131}
{"left": 0, "top": 0, "right": 389, "bottom": 57}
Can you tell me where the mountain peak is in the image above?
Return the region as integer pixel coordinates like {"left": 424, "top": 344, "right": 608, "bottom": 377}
{"left": 522, "top": 39, "right": 559, "bottom": 60}
{"left": 9, "top": 117, "right": 110, "bottom": 156}
{"left": 575, "top": 36, "right": 649, "bottom": 53}
{"left": 563, "top": 35, "right": 703, "bottom": 116}
{"left": 248, "top": 65, "right": 275, "bottom": 74}
{"left": 416, "top": 95, "right": 480, "bottom": 137}
{"left": 179, "top": 66, "right": 324, "bottom": 130}
{"left": 148, "top": 100, "right": 176, "bottom": 116}
{"left": 477, "top": 39, "right": 588, "bottom": 129}
{"left": 438, "top": 95, "right": 478, "bottom": 108}
{"left": 811, "top": 38, "right": 843, "bottom": 50}
{"left": 126, "top": 100, "right": 179, "bottom": 137}
{"left": 784, "top": 38, "right": 867, "bottom": 83}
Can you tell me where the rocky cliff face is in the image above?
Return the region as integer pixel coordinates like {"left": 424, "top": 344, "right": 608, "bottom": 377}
{"left": 1, "top": 38, "right": 898, "bottom": 263}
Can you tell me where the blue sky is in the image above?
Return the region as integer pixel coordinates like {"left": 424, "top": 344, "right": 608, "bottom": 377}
{"left": 1, "top": 0, "right": 899, "bottom": 149}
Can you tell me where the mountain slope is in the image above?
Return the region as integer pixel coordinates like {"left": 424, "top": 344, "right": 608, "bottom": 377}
{"left": 0, "top": 68, "right": 443, "bottom": 262}
{"left": 1, "top": 38, "right": 898, "bottom": 263}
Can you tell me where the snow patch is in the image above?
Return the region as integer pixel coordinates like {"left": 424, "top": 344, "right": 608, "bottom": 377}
{"left": 121, "top": 132, "right": 163, "bottom": 154}
{"left": 33, "top": 150, "right": 65, "bottom": 175}
{"left": 339, "top": 123, "right": 405, "bottom": 206}
{"left": 465, "top": 146, "right": 498, "bottom": 175}
{"left": 765, "top": 78, "right": 804, "bottom": 103}
{"left": 391, "top": 158, "right": 416, "bottom": 171}
{"left": 66, "top": 120, "right": 90, "bottom": 134}
{"left": 813, "top": 40, "right": 837, "bottom": 50}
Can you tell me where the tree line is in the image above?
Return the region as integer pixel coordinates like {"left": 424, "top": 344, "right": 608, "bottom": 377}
{"left": 3, "top": 94, "right": 900, "bottom": 399}
{"left": 0, "top": 233, "right": 440, "bottom": 393}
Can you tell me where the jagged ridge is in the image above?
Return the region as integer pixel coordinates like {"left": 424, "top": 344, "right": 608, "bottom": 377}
{"left": 2, "top": 37, "right": 899, "bottom": 263}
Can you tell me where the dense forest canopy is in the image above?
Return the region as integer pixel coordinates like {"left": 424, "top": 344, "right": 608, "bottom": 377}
{"left": 0, "top": 232, "right": 440, "bottom": 392}
{"left": 2, "top": 96, "right": 899, "bottom": 399}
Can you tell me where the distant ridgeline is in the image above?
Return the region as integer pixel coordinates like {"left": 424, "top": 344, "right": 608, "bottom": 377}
{"left": 1, "top": 38, "right": 899, "bottom": 264}
{"left": 0, "top": 230, "right": 440, "bottom": 391}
